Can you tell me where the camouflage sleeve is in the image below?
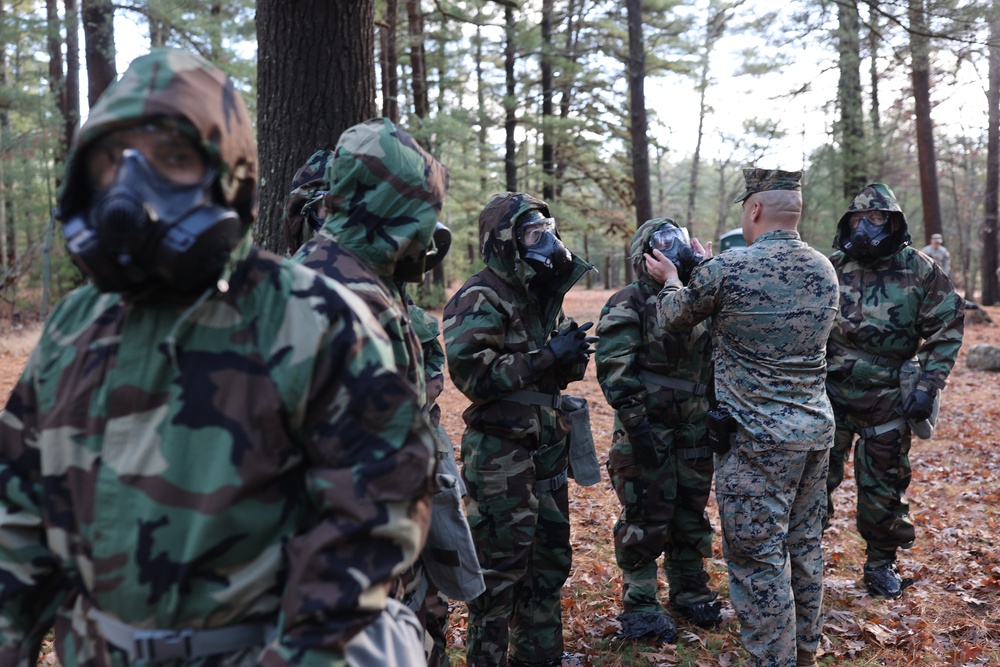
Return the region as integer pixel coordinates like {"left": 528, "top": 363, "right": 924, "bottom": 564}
{"left": 595, "top": 287, "right": 648, "bottom": 428}
{"left": 553, "top": 311, "right": 588, "bottom": 386}
{"left": 0, "top": 346, "right": 70, "bottom": 665}
{"left": 655, "top": 257, "right": 721, "bottom": 332}
{"left": 265, "top": 295, "right": 434, "bottom": 658}
{"left": 443, "top": 286, "right": 558, "bottom": 402}
{"left": 915, "top": 264, "right": 965, "bottom": 393}
{"left": 409, "top": 304, "right": 446, "bottom": 417}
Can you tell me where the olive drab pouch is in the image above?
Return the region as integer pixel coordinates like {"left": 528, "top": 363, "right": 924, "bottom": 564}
{"left": 422, "top": 473, "right": 486, "bottom": 602}
{"left": 898, "top": 359, "right": 940, "bottom": 439}
{"left": 562, "top": 395, "right": 601, "bottom": 486}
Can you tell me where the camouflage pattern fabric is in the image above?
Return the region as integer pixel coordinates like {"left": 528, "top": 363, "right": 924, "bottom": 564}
{"left": 282, "top": 149, "right": 334, "bottom": 254}
{"left": 443, "top": 192, "right": 592, "bottom": 667}
{"left": 920, "top": 243, "right": 950, "bottom": 276}
{"left": 826, "top": 185, "right": 964, "bottom": 565}
{"left": 0, "top": 48, "right": 436, "bottom": 667}
{"left": 595, "top": 219, "right": 716, "bottom": 615}
{"left": 656, "top": 228, "right": 839, "bottom": 667}
{"left": 732, "top": 168, "right": 802, "bottom": 204}
{"left": 291, "top": 120, "right": 455, "bottom": 665}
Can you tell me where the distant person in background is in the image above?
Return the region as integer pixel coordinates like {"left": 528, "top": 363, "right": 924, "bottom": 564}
{"left": 282, "top": 148, "right": 333, "bottom": 254}
{"left": 921, "top": 233, "right": 951, "bottom": 276}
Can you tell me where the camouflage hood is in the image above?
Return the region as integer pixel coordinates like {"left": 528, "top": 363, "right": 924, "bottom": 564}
{"left": 834, "top": 182, "right": 911, "bottom": 257}
{"left": 282, "top": 149, "right": 334, "bottom": 253}
{"left": 319, "top": 118, "right": 448, "bottom": 279}
{"left": 631, "top": 217, "right": 679, "bottom": 286}
{"left": 478, "top": 191, "right": 550, "bottom": 287}
{"left": 58, "top": 48, "right": 258, "bottom": 229}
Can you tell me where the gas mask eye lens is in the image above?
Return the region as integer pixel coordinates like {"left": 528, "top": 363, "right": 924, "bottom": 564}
{"left": 849, "top": 210, "right": 886, "bottom": 228}
{"left": 87, "top": 125, "right": 207, "bottom": 189}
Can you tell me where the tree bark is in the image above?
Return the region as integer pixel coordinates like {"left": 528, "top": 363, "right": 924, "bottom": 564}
{"left": 868, "top": 0, "right": 883, "bottom": 178}
{"left": 504, "top": 4, "right": 517, "bottom": 192}
{"left": 46, "top": 0, "right": 67, "bottom": 163}
{"left": 908, "top": 0, "right": 943, "bottom": 243}
{"left": 405, "top": 0, "right": 428, "bottom": 138}
{"left": 982, "top": 3, "right": 1000, "bottom": 305}
{"left": 380, "top": 0, "right": 399, "bottom": 122}
{"left": 627, "top": 0, "right": 651, "bottom": 232}
{"left": 256, "top": 0, "right": 376, "bottom": 254}
{"left": 81, "top": 0, "right": 116, "bottom": 107}
{"left": 837, "top": 0, "right": 866, "bottom": 198}
{"left": 64, "top": 0, "right": 80, "bottom": 148}
{"left": 541, "top": 0, "right": 555, "bottom": 202}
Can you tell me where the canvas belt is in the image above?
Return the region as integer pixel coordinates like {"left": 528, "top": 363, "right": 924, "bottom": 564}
{"left": 828, "top": 342, "right": 907, "bottom": 370}
{"left": 91, "top": 608, "right": 272, "bottom": 664}
{"left": 535, "top": 470, "right": 568, "bottom": 493}
{"left": 504, "top": 390, "right": 564, "bottom": 410}
{"left": 859, "top": 417, "right": 907, "bottom": 440}
{"left": 639, "top": 370, "right": 708, "bottom": 397}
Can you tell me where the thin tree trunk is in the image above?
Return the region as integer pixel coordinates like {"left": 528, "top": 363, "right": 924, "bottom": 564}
{"left": 982, "top": 2, "right": 1000, "bottom": 305}
{"left": 504, "top": 4, "right": 517, "bottom": 192}
{"left": 908, "top": 0, "right": 943, "bottom": 243}
{"left": 868, "top": 0, "right": 883, "bottom": 178}
{"left": 406, "top": 0, "right": 429, "bottom": 147}
{"left": 541, "top": 0, "right": 555, "bottom": 202}
{"left": 380, "top": 0, "right": 399, "bottom": 122}
{"left": 626, "top": 0, "right": 650, "bottom": 290}
{"left": 64, "top": 0, "right": 80, "bottom": 152}
{"left": 837, "top": 0, "right": 866, "bottom": 198}
{"left": 81, "top": 0, "right": 116, "bottom": 107}
{"left": 475, "top": 19, "right": 487, "bottom": 193}
{"left": 0, "top": 0, "right": 7, "bottom": 281}
{"left": 46, "top": 0, "right": 67, "bottom": 164}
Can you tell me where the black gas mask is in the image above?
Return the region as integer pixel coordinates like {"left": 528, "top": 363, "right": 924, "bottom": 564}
{"left": 393, "top": 221, "right": 452, "bottom": 283}
{"left": 516, "top": 211, "right": 573, "bottom": 280}
{"left": 299, "top": 189, "right": 329, "bottom": 237}
{"left": 62, "top": 149, "right": 241, "bottom": 296}
{"left": 842, "top": 210, "right": 896, "bottom": 263}
{"left": 646, "top": 225, "right": 702, "bottom": 284}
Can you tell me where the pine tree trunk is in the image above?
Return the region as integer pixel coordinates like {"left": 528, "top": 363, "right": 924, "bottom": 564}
{"left": 837, "top": 0, "right": 866, "bottom": 198}
{"left": 504, "top": 4, "right": 517, "bottom": 192}
{"left": 982, "top": 3, "right": 1000, "bottom": 305}
{"left": 81, "top": 0, "right": 116, "bottom": 107}
{"left": 626, "top": 0, "right": 649, "bottom": 285}
{"left": 541, "top": 0, "right": 555, "bottom": 202}
{"left": 908, "top": 0, "right": 943, "bottom": 243}
{"left": 64, "top": 0, "right": 80, "bottom": 154}
{"left": 380, "top": 0, "right": 399, "bottom": 122}
{"left": 256, "top": 0, "right": 376, "bottom": 254}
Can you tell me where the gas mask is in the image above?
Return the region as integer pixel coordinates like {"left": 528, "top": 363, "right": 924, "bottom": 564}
{"left": 646, "top": 225, "right": 702, "bottom": 284}
{"left": 299, "top": 190, "right": 329, "bottom": 237}
{"left": 842, "top": 210, "right": 896, "bottom": 263}
{"left": 516, "top": 211, "right": 573, "bottom": 280}
{"left": 62, "top": 149, "right": 241, "bottom": 296}
{"left": 394, "top": 221, "right": 452, "bottom": 283}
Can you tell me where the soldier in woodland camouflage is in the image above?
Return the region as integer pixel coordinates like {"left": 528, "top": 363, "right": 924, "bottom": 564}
{"left": 595, "top": 218, "right": 719, "bottom": 643}
{"left": 647, "top": 169, "right": 839, "bottom": 667}
{"left": 293, "top": 118, "right": 482, "bottom": 667}
{"left": 281, "top": 148, "right": 333, "bottom": 253}
{"left": 0, "top": 49, "right": 437, "bottom": 667}
{"left": 826, "top": 183, "right": 964, "bottom": 599}
{"left": 443, "top": 193, "right": 594, "bottom": 667}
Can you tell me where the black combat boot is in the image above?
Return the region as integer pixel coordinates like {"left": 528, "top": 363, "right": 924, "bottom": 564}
{"left": 668, "top": 572, "right": 723, "bottom": 627}
{"left": 863, "top": 561, "right": 906, "bottom": 598}
{"left": 617, "top": 611, "right": 678, "bottom": 643}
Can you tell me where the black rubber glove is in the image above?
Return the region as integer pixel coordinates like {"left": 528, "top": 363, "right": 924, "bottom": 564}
{"left": 626, "top": 419, "right": 661, "bottom": 468}
{"left": 901, "top": 388, "right": 935, "bottom": 422}
{"left": 548, "top": 321, "right": 597, "bottom": 364}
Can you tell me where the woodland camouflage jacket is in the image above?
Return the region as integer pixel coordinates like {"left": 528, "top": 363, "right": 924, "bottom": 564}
{"left": 443, "top": 192, "right": 591, "bottom": 444}
{"left": 0, "top": 50, "right": 435, "bottom": 667}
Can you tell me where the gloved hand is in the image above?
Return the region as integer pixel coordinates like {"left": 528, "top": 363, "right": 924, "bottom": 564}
{"left": 626, "top": 419, "right": 661, "bottom": 468}
{"left": 547, "top": 321, "right": 597, "bottom": 364}
{"left": 901, "top": 388, "right": 935, "bottom": 422}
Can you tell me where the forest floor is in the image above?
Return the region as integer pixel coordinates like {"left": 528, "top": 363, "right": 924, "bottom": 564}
{"left": 1, "top": 287, "right": 998, "bottom": 667}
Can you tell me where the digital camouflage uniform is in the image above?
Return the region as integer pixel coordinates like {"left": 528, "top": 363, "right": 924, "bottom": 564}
{"left": 826, "top": 184, "right": 964, "bottom": 569}
{"left": 0, "top": 49, "right": 436, "bottom": 667}
{"left": 443, "top": 192, "right": 591, "bottom": 667}
{"left": 291, "top": 119, "right": 465, "bottom": 666}
{"left": 595, "top": 219, "right": 717, "bottom": 626}
{"left": 656, "top": 170, "right": 839, "bottom": 667}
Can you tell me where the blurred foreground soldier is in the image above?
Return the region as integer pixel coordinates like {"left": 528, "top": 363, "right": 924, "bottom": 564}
{"left": 293, "top": 118, "right": 483, "bottom": 666}
{"left": 920, "top": 233, "right": 951, "bottom": 276}
{"left": 595, "top": 219, "right": 719, "bottom": 644}
{"left": 647, "top": 169, "right": 839, "bottom": 667}
{"left": 826, "top": 183, "right": 964, "bottom": 599}
{"left": 0, "top": 49, "right": 436, "bottom": 666}
{"left": 444, "top": 193, "right": 595, "bottom": 667}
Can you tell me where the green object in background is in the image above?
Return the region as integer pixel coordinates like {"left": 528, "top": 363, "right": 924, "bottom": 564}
{"left": 718, "top": 228, "right": 746, "bottom": 251}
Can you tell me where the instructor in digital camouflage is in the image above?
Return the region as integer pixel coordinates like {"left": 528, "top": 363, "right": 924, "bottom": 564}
{"left": 444, "top": 193, "right": 594, "bottom": 667}
{"left": 595, "top": 218, "right": 719, "bottom": 644}
{"left": 825, "top": 183, "right": 964, "bottom": 599}
{"left": 647, "top": 169, "right": 839, "bottom": 667}
{"left": 0, "top": 49, "right": 437, "bottom": 666}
